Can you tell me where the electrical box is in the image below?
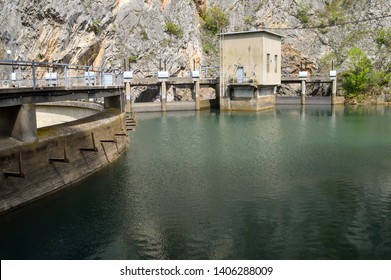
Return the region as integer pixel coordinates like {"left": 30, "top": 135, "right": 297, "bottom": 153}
{"left": 191, "top": 71, "right": 200, "bottom": 79}
{"left": 84, "top": 71, "right": 97, "bottom": 78}
{"left": 84, "top": 71, "right": 97, "bottom": 85}
{"left": 299, "top": 71, "right": 308, "bottom": 79}
{"left": 123, "top": 71, "right": 133, "bottom": 82}
{"left": 103, "top": 74, "right": 113, "bottom": 86}
{"left": 11, "top": 73, "right": 17, "bottom": 81}
{"left": 157, "top": 71, "right": 169, "bottom": 79}
{"left": 45, "top": 72, "right": 58, "bottom": 86}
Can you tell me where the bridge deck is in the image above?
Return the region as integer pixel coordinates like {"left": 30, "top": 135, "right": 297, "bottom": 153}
{"left": 282, "top": 77, "right": 333, "bottom": 83}
{"left": 128, "top": 77, "right": 218, "bottom": 86}
{"left": 0, "top": 85, "right": 123, "bottom": 107}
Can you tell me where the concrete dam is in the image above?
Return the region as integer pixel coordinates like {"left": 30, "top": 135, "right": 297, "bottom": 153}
{"left": 0, "top": 59, "right": 220, "bottom": 214}
{"left": 0, "top": 61, "right": 134, "bottom": 214}
{"left": 0, "top": 52, "right": 341, "bottom": 215}
{"left": 0, "top": 101, "right": 131, "bottom": 214}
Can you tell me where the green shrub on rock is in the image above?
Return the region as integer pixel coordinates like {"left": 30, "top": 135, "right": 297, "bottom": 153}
{"left": 341, "top": 47, "right": 373, "bottom": 98}
{"left": 201, "top": 4, "right": 229, "bottom": 34}
{"left": 166, "top": 21, "right": 184, "bottom": 38}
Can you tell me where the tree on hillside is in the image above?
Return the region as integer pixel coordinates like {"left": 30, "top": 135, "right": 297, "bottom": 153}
{"left": 340, "top": 47, "right": 373, "bottom": 97}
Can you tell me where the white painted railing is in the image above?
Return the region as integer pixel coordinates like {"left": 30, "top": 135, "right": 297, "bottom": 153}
{"left": 0, "top": 60, "right": 124, "bottom": 89}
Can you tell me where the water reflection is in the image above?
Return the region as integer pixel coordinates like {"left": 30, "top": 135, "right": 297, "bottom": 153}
{"left": 1, "top": 106, "right": 391, "bottom": 259}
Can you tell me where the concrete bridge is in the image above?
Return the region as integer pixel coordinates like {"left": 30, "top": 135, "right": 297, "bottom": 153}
{"left": 0, "top": 60, "right": 125, "bottom": 142}
{"left": 126, "top": 75, "right": 219, "bottom": 113}
{"left": 280, "top": 75, "right": 344, "bottom": 105}
{"left": 0, "top": 59, "right": 221, "bottom": 141}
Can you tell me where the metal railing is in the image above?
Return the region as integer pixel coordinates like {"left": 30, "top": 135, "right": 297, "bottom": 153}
{"left": 201, "top": 65, "right": 220, "bottom": 79}
{"left": 0, "top": 60, "right": 124, "bottom": 89}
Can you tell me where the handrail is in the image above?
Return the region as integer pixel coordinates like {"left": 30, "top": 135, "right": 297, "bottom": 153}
{"left": 0, "top": 60, "right": 124, "bottom": 89}
{"left": 0, "top": 60, "right": 120, "bottom": 73}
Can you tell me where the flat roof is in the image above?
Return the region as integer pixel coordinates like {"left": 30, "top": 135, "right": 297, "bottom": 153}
{"left": 219, "top": 30, "right": 283, "bottom": 38}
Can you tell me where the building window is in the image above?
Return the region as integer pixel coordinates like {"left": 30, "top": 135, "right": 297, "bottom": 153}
{"left": 267, "top": 53, "right": 270, "bottom": 73}
{"left": 275, "top": 55, "right": 278, "bottom": 73}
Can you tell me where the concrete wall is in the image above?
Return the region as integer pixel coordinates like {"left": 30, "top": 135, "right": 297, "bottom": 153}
{"left": 220, "top": 95, "right": 276, "bottom": 111}
{"left": 276, "top": 96, "right": 345, "bottom": 105}
{"left": 132, "top": 102, "right": 163, "bottom": 112}
{"left": 333, "top": 96, "right": 345, "bottom": 105}
{"left": 36, "top": 101, "right": 104, "bottom": 128}
{"left": 305, "top": 96, "right": 332, "bottom": 105}
{"left": 131, "top": 100, "right": 218, "bottom": 112}
{"left": 166, "top": 101, "right": 196, "bottom": 111}
{"left": 221, "top": 31, "right": 282, "bottom": 86}
{"left": 222, "top": 33, "right": 263, "bottom": 84}
{"left": 0, "top": 104, "right": 38, "bottom": 142}
{"left": 0, "top": 108, "right": 129, "bottom": 214}
{"left": 276, "top": 96, "right": 301, "bottom": 105}
{"left": 261, "top": 32, "right": 282, "bottom": 86}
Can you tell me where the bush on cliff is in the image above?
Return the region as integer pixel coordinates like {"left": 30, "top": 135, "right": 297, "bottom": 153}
{"left": 165, "top": 21, "right": 184, "bottom": 38}
{"left": 341, "top": 47, "right": 391, "bottom": 100}
{"left": 341, "top": 47, "right": 374, "bottom": 98}
{"left": 200, "top": 4, "right": 229, "bottom": 34}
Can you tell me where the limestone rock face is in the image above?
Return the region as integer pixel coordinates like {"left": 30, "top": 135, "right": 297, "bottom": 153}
{"left": 1, "top": 0, "right": 390, "bottom": 88}
{"left": 0, "top": 0, "right": 203, "bottom": 78}
{"left": 209, "top": 0, "right": 391, "bottom": 74}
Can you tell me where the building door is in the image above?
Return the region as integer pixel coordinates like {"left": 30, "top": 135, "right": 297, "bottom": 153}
{"left": 237, "top": 66, "right": 244, "bottom": 83}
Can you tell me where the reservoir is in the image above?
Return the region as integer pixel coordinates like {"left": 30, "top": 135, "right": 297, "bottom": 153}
{"left": 1, "top": 105, "right": 391, "bottom": 259}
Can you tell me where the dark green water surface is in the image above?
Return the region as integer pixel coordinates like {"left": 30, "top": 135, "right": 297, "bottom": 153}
{"left": 1, "top": 105, "right": 391, "bottom": 259}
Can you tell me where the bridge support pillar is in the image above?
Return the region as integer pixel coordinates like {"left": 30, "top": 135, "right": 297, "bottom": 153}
{"left": 104, "top": 95, "right": 124, "bottom": 111}
{"left": 215, "top": 82, "right": 221, "bottom": 108}
{"left": 0, "top": 104, "right": 37, "bottom": 142}
{"left": 331, "top": 78, "right": 337, "bottom": 105}
{"left": 161, "top": 81, "right": 167, "bottom": 112}
{"left": 301, "top": 80, "right": 306, "bottom": 105}
{"left": 125, "top": 83, "right": 132, "bottom": 113}
{"left": 195, "top": 80, "right": 200, "bottom": 111}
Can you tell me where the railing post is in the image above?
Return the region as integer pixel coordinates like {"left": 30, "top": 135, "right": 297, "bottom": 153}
{"left": 32, "top": 62, "right": 36, "bottom": 89}
{"left": 88, "top": 66, "right": 91, "bottom": 86}
{"left": 100, "top": 68, "right": 104, "bottom": 86}
{"left": 64, "top": 65, "right": 68, "bottom": 88}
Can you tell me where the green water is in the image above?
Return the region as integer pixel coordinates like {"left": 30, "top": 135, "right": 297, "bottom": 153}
{"left": 1, "top": 105, "right": 391, "bottom": 259}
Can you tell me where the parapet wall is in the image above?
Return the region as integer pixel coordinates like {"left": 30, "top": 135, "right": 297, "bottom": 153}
{"left": 37, "top": 101, "right": 104, "bottom": 128}
{"left": 0, "top": 108, "right": 130, "bottom": 214}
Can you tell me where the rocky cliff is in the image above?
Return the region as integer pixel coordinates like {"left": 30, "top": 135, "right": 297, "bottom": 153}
{"left": 1, "top": 0, "right": 390, "bottom": 91}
